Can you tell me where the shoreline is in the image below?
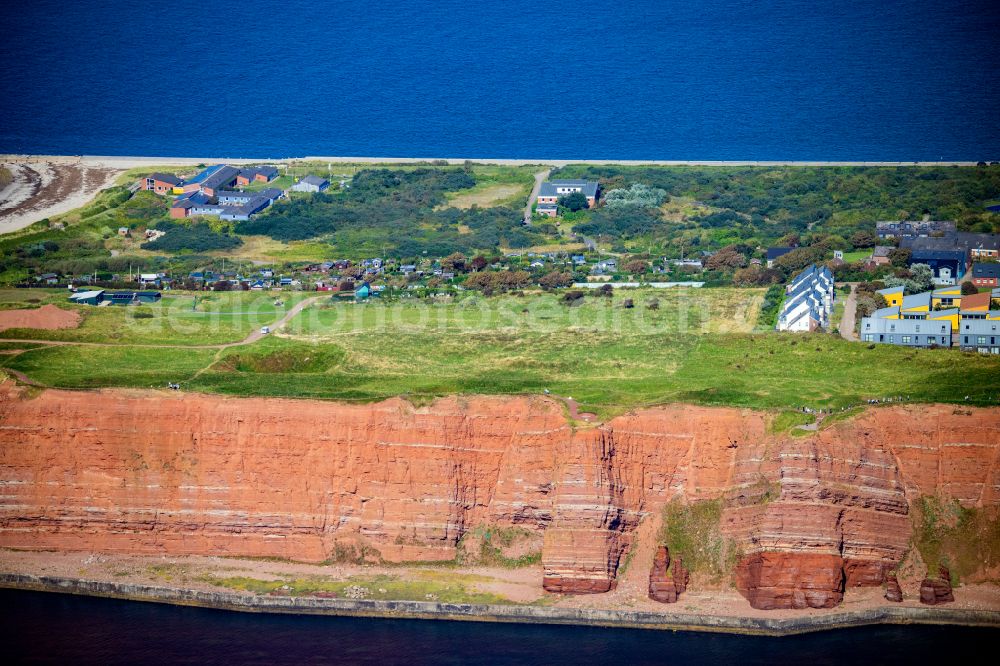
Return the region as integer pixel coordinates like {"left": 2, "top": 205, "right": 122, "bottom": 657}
{"left": 0, "top": 161, "right": 122, "bottom": 234}
{"left": 3, "top": 574, "right": 998, "bottom": 637}
{"left": 0, "top": 154, "right": 986, "bottom": 168}
{"left": 1, "top": 153, "right": 988, "bottom": 235}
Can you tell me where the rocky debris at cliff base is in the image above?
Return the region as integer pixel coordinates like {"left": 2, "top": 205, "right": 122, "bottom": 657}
{"left": 885, "top": 574, "right": 903, "bottom": 602}
{"left": 920, "top": 566, "right": 955, "bottom": 605}
{"left": 648, "top": 546, "right": 690, "bottom": 604}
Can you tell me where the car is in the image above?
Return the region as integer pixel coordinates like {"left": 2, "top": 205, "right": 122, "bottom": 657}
{"left": 261, "top": 326, "right": 270, "bottom": 335}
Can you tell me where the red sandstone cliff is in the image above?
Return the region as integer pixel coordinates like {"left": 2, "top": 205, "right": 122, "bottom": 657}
{"left": 1, "top": 382, "right": 997, "bottom": 609}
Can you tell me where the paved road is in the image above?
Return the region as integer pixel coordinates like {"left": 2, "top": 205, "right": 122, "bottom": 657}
{"left": 839, "top": 283, "right": 858, "bottom": 341}
{"left": 523, "top": 168, "right": 551, "bottom": 225}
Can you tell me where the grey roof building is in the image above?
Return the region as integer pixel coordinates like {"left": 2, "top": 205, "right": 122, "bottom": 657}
{"left": 239, "top": 166, "right": 279, "bottom": 182}
{"left": 860, "top": 317, "right": 952, "bottom": 348}
{"left": 876, "top": 220, "right": 956, "bottom": 238}
{"left": 147, "top": 172, "right": 181, "bottom": 185}
{"left": 957, "top": 318, "right": 1000, "bottom": 353}
{"left": 194, "top": 165, "right": 240, "bottom": 193}
{"left": 902, "top": 232, "right": 1000, "bottom": 258}
{"left": 290, "top": 175, "right": 330, "bottom": 193}
{"left": 972, "top": 263, "right": 1000, "bottom": 280}
{"left": 538, "top": 180, "right": 599, "bottom": 199}
{"left": 189, "top": 188, "right": 282, "bottom": 221}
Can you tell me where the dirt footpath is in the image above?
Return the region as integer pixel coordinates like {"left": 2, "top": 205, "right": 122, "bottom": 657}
{"left": 0, "top": 162, "right": 121, "bottom": 233}
{"left": 0, "top": 305, "right": 81, "bottom": 331}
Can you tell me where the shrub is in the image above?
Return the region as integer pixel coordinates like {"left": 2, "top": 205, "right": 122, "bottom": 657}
{"left": 602, "top": 183, "right": 667, "bottom": 209}
{"left": 538, "top": 270, "right": 573, "bottom": 289}
{"left": 659, "top": 499, "right": 741, "bottom": 584}
{"left": 757, "top": 284, "right": 785, "bottom": 328}
{"left": 141, "top": 220, "right": 241, "bottom": 252}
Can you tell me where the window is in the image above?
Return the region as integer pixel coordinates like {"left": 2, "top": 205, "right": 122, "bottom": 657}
{"left": 978, "top": 336, "right": 988, "bottom": 344}
{"left": 888, "top": 335, "right": 894, "bottom": 343}
{"left": 942, "top": 337, "right": 948, "bottom": 344}
{"left": 901, "top": 336, "right": 911, "bottom": 344}
{"left": 863, "top": 334, "right": 874, "bottom": 342}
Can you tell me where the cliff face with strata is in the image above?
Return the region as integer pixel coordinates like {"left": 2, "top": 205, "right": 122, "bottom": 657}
{"left": 1, "top": 383, "right": 997, "bottom": 609}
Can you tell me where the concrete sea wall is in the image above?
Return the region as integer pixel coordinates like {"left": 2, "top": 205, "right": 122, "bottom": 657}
{"left": 2, "top": 574, "right": 998, "bottom": 637}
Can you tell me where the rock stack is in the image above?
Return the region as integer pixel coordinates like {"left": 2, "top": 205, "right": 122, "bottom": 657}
{"left": 884, "top": 573, "right": 903, "bottom": 602}
{"left": 648, "top": 545, "right": 689, "bottom": 603}
{"left": 919, "top": 566, "right": 955, "bottom": 605}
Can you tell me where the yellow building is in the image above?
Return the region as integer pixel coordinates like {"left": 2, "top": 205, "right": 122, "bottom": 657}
{"left": 931, "top": 286, "right": 963, "bottom": 310}
{"left": 927, "top": 308, "right": 960, "bottom": 332}
{"left": 877, "top": 285, "right": 904, "bottom": 307}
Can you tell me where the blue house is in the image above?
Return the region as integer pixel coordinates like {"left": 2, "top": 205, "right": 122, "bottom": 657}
{"left": 910, "top": 248, "right": 967, "bottom": 281}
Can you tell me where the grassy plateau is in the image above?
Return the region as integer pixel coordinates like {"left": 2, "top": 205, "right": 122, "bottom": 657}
{"left": 1, "top": 288, "right": 998, "bottom": 417}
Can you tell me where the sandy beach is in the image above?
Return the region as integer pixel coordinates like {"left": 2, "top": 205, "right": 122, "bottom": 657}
{"left": 0, "top": 160, "right": 121, "bottom": 234}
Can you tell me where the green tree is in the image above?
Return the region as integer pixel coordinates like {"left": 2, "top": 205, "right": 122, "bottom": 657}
{"left": 850, "top": 230, "right": 876, "bottom": 249}
{"left": 888, "top": 248, "right": 912, "bottom": 267}
{"left": 558, "top": 191, "right": 589, "bottom": 212}
{"left": 961, "top": 281, "right": 979, "bottom": 295}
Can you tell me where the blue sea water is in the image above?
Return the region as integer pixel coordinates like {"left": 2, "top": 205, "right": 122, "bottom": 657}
{"left": 0, "top": 0, "right": 998, "bottom": 160}
{"left": 1, "top": 590, "right": 997, "bottom": 665}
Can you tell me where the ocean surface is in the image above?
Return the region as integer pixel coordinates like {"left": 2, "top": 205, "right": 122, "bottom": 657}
{"left": 1, "top": 0, "right": 998, "bottom": 161}
{"left": 1, "top": 589, "right": 997, "bottom": 665}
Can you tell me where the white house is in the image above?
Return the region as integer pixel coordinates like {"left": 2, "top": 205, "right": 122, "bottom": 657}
{"left": 776, "top": 265, "right": 835, "bottom": 332}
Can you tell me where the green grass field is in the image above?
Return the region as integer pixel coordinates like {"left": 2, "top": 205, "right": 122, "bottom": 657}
{"left": 285, "top": 288, "right": 764, "bottom": 337}
{"left": 2, "top": 287, "right": 998, "bottom": 415}
{"left": 0, "top": 290, "right": 312, "bottom": 345}
{"left": 839, "top": 249, "right": 871, "bottom": 263}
